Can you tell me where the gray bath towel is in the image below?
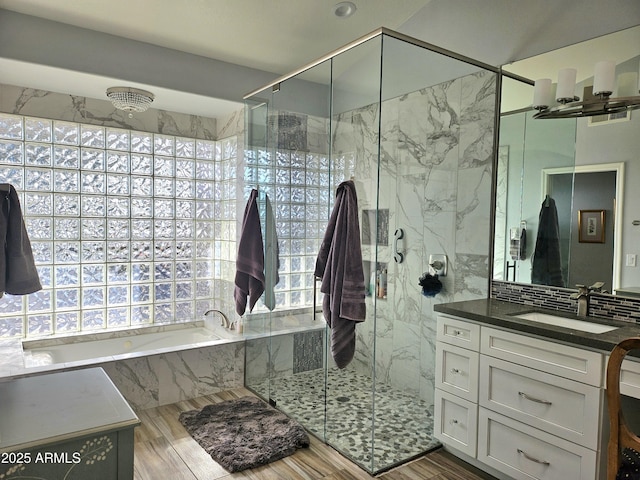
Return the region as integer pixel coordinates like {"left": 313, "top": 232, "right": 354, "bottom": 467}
{"left": 234, "top": 189, "right": 265, "bottom": 316}
{"left": 0, "top": 184, "right": 42, "bottom": 297}
{"left": 314, "top": 180, "right": 366, "bottom": 369}
{"left": 532, "top": 195, "right": 564, "bottom": 287}
{"left": 263, "top": 193, "right": 279, "bottom": 311}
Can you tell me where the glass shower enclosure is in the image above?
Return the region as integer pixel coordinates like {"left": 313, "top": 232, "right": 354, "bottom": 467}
{"left": 243, "top": 28, "right": 499, "bottom": 474}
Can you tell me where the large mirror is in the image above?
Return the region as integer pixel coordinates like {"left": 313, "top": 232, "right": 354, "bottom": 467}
{"left": 493, "top": 26, "right": 640, "bottom": 297}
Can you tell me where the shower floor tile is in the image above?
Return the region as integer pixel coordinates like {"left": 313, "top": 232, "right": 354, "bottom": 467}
{"left": 249, "top": 368, "right": 440, "bottom": 474}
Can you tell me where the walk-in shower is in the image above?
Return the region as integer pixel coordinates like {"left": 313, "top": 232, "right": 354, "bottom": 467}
{"left": 242, "top": 28, "right": 498, "bottom": 474}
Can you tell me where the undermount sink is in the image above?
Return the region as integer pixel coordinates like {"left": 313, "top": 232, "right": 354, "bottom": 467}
{"left": 513, "top": 311, "right": 618, "bottom": 334}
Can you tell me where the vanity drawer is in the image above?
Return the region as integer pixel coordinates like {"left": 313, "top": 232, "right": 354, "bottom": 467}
{"left": 605, "top": 354, "right": 640, "bottom": 400}
{"left": 480, "top": 326, "right": 603, "bottom": 386}
{"left": 434, "top": 389, "right": 478, "bottom": 458}
{"left": 437, "top": 315, "right": 480, "bottom": 350}
{"left": 478, "top": 408, "right": 597, "bottom": 480}
{"left": 479, "top": 355, "right": 600, "bottom": 449}
{"left": 436, "top": 342, "right": 479, "bottom": 402}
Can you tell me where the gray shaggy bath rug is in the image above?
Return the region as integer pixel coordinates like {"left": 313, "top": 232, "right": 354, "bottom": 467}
{"left": 178, "top": 396, "right": 310, "bottom": 472}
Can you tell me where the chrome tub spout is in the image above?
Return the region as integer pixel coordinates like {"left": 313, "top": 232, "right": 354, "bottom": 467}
{"left": 204, "top": 309, "right": 231, "bottom": 328}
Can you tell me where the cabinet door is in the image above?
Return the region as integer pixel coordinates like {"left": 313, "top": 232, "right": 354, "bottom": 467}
{"left": 478, "top": 408, "right": 597, "bottom": 480}
{"left": 479, "top": 355, "right": 600, "bottom": 449}
{"left": 434, "top": 389, "right": 477, "bottom": 457}
{"left": 437, "top": 314, "right": 480, "bottom": 350}
{"left": 480, "top": 326, "right": 603, "bottom": 386}
{"left": 436, "top": 342, "right": 479, "bottom": 402}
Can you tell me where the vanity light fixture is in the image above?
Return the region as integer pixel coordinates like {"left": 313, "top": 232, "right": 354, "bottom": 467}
{"left": 333, "top": 1, "right": 357, "bottom": 18}
{"left": 106, "top": 87, "right": 155, "bottom": 117}
{"left": 532, "top": 61, "right": 640, "bottom": 119}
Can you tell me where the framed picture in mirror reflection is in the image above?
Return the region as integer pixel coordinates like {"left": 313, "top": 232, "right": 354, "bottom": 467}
{"left": 578, "top": 209, "right": 605, "bottom": 243}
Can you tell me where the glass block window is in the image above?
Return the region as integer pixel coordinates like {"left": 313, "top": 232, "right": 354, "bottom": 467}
{"left": 244, "top": 148, "right": 350, "bottom": 311}
{"left": 0, "top": 113, "right": 217, "bottom": 338}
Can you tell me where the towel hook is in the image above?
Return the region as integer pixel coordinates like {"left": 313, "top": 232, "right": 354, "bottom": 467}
{"left": 393, "top": 228, "right": 404, "bottom": 263}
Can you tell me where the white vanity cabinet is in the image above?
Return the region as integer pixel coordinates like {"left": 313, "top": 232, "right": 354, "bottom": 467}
{"left": 435, "top": 314, "right": 606, "bottom": 480}
{"left": 434, "top": 315, "right": 480, "bottom": 457}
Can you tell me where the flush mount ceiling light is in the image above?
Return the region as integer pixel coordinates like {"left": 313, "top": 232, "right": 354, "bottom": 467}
{"left": 532, "top": 60, "right": 640, "bottom": 119}
{"left": 333, "top": 1, "right": 357, "bottom": 18}
{"left": 106, "top": 87, "right": 155, "bottom": 117}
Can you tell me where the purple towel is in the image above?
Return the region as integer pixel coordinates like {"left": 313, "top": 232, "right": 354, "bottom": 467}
{"left": 0, "top": 184, "right": 42, "bottom": 297}
{"left": 234, "top": 189, "right": 265, "bottom": 316}
{"left": 314, "top": 180, "right": 366, "bottom": 369}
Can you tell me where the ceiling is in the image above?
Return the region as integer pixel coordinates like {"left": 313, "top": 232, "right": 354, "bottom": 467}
{"left": 0, "top": 0, "right": 639, "bottom": 119}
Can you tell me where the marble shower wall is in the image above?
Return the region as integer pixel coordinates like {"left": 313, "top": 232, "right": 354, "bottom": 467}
{"left": 333, "top": 70, "right": 496, "bottom": 406}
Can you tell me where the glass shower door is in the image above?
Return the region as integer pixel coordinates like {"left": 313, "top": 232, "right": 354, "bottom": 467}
{"left": 243, "top": 58, "right": 333, "bottom": 439}
{"left": 243, "top": 95, "right": 273, "bottom": 403}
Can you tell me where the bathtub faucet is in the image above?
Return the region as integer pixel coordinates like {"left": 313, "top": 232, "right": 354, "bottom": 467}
{"left": 204, "top": 309, "right": 231, "bottom": 328}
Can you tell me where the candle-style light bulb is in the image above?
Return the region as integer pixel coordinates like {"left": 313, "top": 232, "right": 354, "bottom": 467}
{"left": 533, "top": 78, "right": 552, "bottom": 109}
{"left": 593, "top": 60, "right": 616, "bottom": 96}
{"left": 556, "top": 68, "right": 577, "bottom": 103}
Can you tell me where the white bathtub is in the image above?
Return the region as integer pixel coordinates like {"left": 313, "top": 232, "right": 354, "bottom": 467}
{"left": 17, "top": 322, "right": 244, "bottom": 410}
{"left": 23, "top": 324, "right": 223, "bottom": 367}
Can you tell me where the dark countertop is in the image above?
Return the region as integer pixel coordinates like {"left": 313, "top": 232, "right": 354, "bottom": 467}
{"left": 434, "top": 298, "right": 640, "bottom": 356}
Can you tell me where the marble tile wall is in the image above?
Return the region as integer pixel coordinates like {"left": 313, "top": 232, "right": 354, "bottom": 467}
{"left": 332, "top": 70, "right": 496, "bottom": 407}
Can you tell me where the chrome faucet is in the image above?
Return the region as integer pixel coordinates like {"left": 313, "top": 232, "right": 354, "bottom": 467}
{"left": 572, "top": 285, "right": 590, "bottom": 317}
{"left": 570, "top": 282, "right": 605, "bottom": 317}
{"left": 204, "top": 309, "right": 231, "bottom": 328}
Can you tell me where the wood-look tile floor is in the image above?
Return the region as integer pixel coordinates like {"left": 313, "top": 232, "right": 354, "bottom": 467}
{"left": 133, "top": 388, "right": 496, "bottom": 480}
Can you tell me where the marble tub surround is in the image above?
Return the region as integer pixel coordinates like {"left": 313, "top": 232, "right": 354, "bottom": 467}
{"left": 98, "top": 341, "right": 245, "bottom": 409}
{"left": 492, "top": 280, "right": 640, "bottom": 323}
{"left": 22, "top": 320, "right": 228, "bottom": 350}
{"left": 244, "top": 310, "right": 326, "bottom": 389}
{"left": 0, "top": 320, "right": 247, "bottom": 409}
{"left": 1, "top": 338, "right": 245, "bottom": 409}
{"left": 21, "top": 321, "right": 239, "bottom": 368}
{"left": 242, "top": 308, "right": 325, "bottom": 338}
{"left": 434, "top": 298, "right": 640, "bottom": 353}
{"left": 0, "top": 339, "right": 24, "bottom": 377}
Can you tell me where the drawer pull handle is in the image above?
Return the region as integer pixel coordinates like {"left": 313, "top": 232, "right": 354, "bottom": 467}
{"left": 517, "top": 448, "right": 550, "bottom": 466}
{"left": 450, "top": 368, "right": 461, "bottom": 374}
{"left": 449, "top": 419, "right": 458, "bottom": 425}
{"left": 452, "top": 330, "right": 462, "bottom": 336}
{"left": 518, "top": 391, "right": 552, "bottom": 405}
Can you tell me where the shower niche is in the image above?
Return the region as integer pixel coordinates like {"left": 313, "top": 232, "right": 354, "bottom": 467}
{"left": 243, "top": 28, "right": 498, "bottom": 474}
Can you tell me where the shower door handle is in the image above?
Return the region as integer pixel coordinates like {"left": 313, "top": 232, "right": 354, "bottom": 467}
{"left": 394, "top": 228, "right": 404, "bottom": 263}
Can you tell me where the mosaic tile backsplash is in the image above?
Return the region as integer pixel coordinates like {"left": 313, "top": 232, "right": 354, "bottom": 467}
{"left": 492, "top": 280, "right": 640, "bottom": 323}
